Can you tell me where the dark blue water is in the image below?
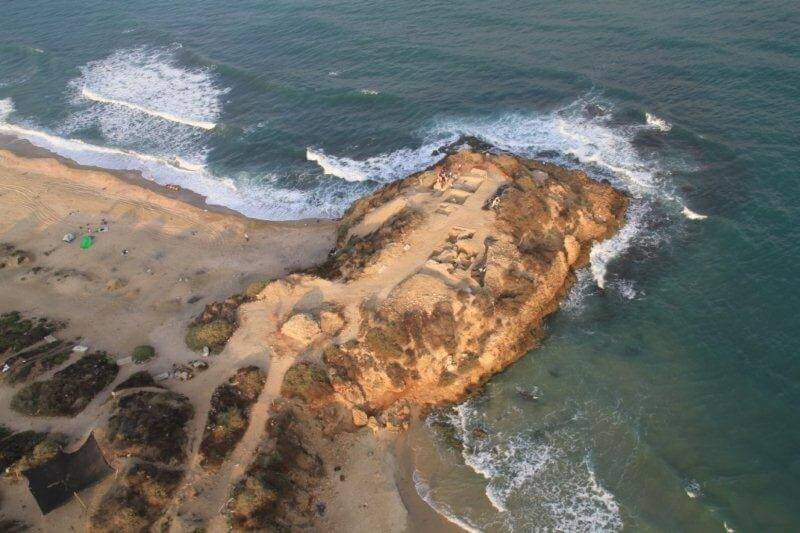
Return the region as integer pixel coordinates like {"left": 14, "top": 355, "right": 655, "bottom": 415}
{"left": 2, "top": 1, "right": 798, "bottom": 530}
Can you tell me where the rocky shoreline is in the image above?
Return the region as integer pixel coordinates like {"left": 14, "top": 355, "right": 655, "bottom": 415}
{"left": 0, "top": 147, "right": 626, "bottom": 531}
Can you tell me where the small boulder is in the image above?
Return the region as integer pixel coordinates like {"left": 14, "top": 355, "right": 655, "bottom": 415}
{"left": 367, "top": 416, "right": 380, "bottom": 433}
{"left": 319, "top": 311, "right": 345, "bottom": 336}
{"left": 435, "top": 248, "right": 457, "bottom": 264}
{"left": 281, "top": 313, "right": 321, "bottom": 344}
{"left": 456, "top": 239, "right": 481, "bottom": 258}
{"left": 472, "top": 427, "right": 488, "bottom": 439}
{"left": 531, "top": 170, "right": 548, "bottom": 186}
{"left": 352, "top": 408, "right": 368, "bottom": 427}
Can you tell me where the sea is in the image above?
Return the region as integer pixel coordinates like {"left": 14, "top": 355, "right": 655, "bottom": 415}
{"left": 1, "top": 1, "right": 798, "bottom": 530}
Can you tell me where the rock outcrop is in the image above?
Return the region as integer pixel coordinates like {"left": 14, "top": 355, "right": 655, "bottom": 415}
{"left": 243, "top": 150, "right": 626, "bottom": 414}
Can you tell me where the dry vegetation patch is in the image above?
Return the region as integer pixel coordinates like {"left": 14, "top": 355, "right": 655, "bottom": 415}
{"left": 10, "top": 352, "right": 118, "bottom": 416}
{"left": 200, "top": 366, "right": 267, "bottom": 467}
{"left": 90, "top": 462, "right": 183, "bottom": 533}
{"left": 105, "top": 390, "right": 193, "bottom": 466}
{"left": 228, "top": 404, "right": 323, "bottom": 531}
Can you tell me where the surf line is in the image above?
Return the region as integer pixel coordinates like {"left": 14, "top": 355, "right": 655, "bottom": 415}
{"left": 80, "top": 87, "right": 216, "bottom": 131}
{"left": 0, "top": 118, "right": 205, "bottom": 174}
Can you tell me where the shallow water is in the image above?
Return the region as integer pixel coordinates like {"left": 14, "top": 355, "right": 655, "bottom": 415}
{"left": 2, "top": 1, "right": 799, "bottom": 530}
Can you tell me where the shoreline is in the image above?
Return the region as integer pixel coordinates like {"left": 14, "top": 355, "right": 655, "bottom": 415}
{"left": 0, "top": 133, "right": 304, "bottom": 224}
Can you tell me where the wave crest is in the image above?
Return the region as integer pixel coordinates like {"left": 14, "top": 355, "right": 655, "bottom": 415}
{"left": 80, "top": 87, "right": 216, "bottom": 130}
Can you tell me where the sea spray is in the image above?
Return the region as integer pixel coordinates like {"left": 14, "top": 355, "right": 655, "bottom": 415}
{"left": 645, "top": 112, "right": 672, "bottom": 132}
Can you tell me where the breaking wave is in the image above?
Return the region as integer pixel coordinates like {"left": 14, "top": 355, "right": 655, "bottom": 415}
{"left": 432, "top": 399, "right": 623, "bottom": 531}
{"left": 645, "top": 112, "right": 672, "bottom": 132}
{"left": 63, "top": 46, "right": 226, "bottom": 169}
{"left": 79, "top": 87, "right": 216, "bottom": 130}
{"left": 306, "top": 142, "right": 446, "bottom": 184}
{"left": 682, "top": 206, "right": 708, "bottom": 220}
{"left": 0, "top": 98, "right": 13, "bottom": 121}
{"left": 73, "top": 46, "right": 223, "bottom": 129}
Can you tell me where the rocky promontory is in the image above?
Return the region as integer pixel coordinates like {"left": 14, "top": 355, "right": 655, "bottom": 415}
{"left": 214, "top": 149, "right": 627, "bottom": 529}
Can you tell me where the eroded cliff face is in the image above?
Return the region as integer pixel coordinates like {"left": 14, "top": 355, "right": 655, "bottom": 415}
{"left": 247, "top": 151, "right": 626, "bottom": 417}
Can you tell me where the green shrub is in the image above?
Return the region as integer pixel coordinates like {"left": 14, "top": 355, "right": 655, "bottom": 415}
{"left": 185, "top": 320, "right": 235, "bottom": 353}
{"left": 281, "top": 362, "right": 332, "bottom": 401}
{"left": 132, "top": 345, "right": 156, "bottom": 364}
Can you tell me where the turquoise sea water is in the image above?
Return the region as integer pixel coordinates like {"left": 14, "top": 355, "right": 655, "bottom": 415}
{"left": 1, "top": 1, "right": 798, "bottom": 530}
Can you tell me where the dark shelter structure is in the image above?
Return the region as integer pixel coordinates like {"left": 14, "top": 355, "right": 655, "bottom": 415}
{"left": 23, "top": 433, "right": 113, "bottom": 514}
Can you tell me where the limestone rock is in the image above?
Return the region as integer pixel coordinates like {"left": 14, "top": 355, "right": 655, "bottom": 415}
{"left": 564, "top": 234, "right": 580, "bottom": 266}
{"left": 319, "top": 311, "right": 345, "bottom": 336}
{"left": 281, "top": 313, "right": 321, "bottom": 344}
{"left": 351, "top": 408, "right": 368, "bottom": 427}
{"left": 531, "top": 169, "right": 548, "bottom": 186}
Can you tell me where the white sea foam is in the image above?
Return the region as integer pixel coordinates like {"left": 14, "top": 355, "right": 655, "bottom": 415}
{"left": 412, "top": 471, "right": 483, "bottom": 533}
{"left": 590, "top": 203, "right": 645, "bottom": 289}
{"left": 682, "top": 205, "right": 708, "bottom": 220}
{"left": 562, "top": 268, "right": 595, "bottom": 313}
{"left": 62, "top": 46, "right": 225, "bottom": 171}
{"left": 441, "top": 399, "right": 623, "bottom": 531}
{"left": 615, "top": 279, "right": 637, "bottom": 299}
{"left": 74, "top": 46, "right": 224, "bottom": 129}
{"left": 80, "top": 87, "right": 216, "bottom": 130}
{"left": 306, "top": 141, "right": 447, "bottom": 184}
{"left": 684, "top": 479, "right": 702, "bottom": 499}
{"left": 0, "top": 98, "right": 13, "bottom": 120}
{"left": 645, "top": 112, "right": 672, "bottom": 132}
